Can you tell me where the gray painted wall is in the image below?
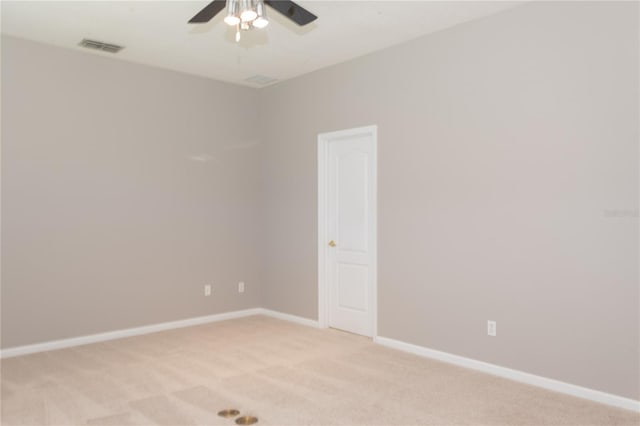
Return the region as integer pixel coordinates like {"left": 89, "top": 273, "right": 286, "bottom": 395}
{"left": 259, "top": 1, "right": 639, "bottom": 400}
{"left": 1, "top": 36, "right": 263, "bottom": 348}
{"left": 1, "top": 0, "right": 638, "bottom": 402}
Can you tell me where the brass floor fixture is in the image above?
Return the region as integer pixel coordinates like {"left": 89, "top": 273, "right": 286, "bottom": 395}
{"left": 235, "top": 416, "right": 259, "bottom": 425}
{"left": 217, "top": 409, "right": 258, "bottom": 425}
{"left": 217, "top": 409, "right": 241, "bottom": 418}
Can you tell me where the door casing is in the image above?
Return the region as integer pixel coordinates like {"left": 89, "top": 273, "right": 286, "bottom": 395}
{"left": 317, "top": 125, "right": 378, "bottom": 337}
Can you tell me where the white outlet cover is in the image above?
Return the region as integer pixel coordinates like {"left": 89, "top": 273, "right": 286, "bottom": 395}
{"left": 238, "top": 281, "right": 245, "bottom": 293}
{"left": 487, "top": 320, "right": 497, "bottom": 337}
{"left": 204, "top": 285, "right": 211, "bottom": 296}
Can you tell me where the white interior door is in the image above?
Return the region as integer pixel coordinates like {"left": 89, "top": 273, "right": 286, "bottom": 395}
{"left": 319, "top": 126, "right": 376, "bottom": 337}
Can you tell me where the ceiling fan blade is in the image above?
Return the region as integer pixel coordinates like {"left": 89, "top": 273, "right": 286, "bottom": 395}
{"left": 264, "top": 0, "right": 317, "bottom": 26}
{"left": 188, "top": 0, "right": 227, "bottom": 23}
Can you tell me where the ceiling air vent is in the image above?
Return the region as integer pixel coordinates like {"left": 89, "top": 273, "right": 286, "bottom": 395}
{"left": 245, "top": 75, "right": 278, "bottom": 86}
{"left": 78, "top": 38, "right": 124, "bottom": 54}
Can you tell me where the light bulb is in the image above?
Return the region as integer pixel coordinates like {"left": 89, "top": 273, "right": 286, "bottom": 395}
{"left": 235, "top": 25, "right": 241, "bottom": 42}
{"left": 240, "top": 9, "right": 257, "bottom": 22}
{"left": 253, "top": 16, "right": 268, "bottom": 28}
{"left": 224, "top": 15, "right": 240, "bottom": 25}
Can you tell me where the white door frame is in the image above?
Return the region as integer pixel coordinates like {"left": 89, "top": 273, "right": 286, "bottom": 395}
{"left": 317, "top": 125, "right": 378, "bottom": 338}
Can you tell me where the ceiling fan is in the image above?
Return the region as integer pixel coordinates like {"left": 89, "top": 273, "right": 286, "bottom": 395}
{"left": 188, "top": 0, "right": 317, "bottom": 42}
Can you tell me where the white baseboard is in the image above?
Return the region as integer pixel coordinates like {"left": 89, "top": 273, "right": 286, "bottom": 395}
{"left": 258, "top": 308, "right": 320, "bottom": 328}
{"left": 3, "top": 309, "right": 636, "bottom": 413}
{"left": 374, "top": 336, "right": 640, "bottom": 413}
{"left": 0, "top": 308, "right": 263, "bottom": 359}
{"left": 0, "top": 308, "right": 317, "bottom": 359}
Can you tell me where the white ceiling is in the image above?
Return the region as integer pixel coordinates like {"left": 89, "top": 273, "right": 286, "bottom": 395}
{"left": 1, "top": 1, "right": 523, "bottom": 88}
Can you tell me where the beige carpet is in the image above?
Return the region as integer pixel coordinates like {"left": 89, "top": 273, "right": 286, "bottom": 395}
{"left": 1, "top": 315, "right": 638, "bottom": 426}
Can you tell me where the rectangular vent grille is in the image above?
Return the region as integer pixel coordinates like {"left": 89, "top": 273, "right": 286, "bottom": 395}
{"left": 245, "top": 75, "right": 278, "bottom": 86}
{"left": 79, "top": 38, "right": 124, "bottom": 54}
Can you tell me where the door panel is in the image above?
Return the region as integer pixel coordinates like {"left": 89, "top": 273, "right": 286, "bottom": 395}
{"left": 337, "top": 263, "right": 368, "bottom": 312}
{"left": 337, "top": 151, "right": 369, "bottom": 253}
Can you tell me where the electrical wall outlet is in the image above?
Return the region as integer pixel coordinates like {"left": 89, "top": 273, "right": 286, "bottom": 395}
{"left": 204, "top": 284, "right": 211, "bottom": 296}
{"left": 487, "top": 320, "right": 497, "bottom": 337}
{"left": 238, "top": 281, "right": 245, "bottom": 293}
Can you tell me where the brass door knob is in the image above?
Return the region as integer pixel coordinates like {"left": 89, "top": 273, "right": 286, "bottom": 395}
{"left": 328, "top": 240, "right": 336, "bottom": 247}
